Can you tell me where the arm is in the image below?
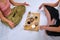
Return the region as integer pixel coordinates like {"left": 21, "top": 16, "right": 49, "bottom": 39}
{"left": 43, "top": 0, "right": 59, "bottom": 7}
{"left": 0, "top": 11, "right": 9, "bottom": 23}
{"left": 39, "top": 0, "right": 59, "bottom": 9}
{"left": 51, "top": 19, "right": 56, "bottom": 25}
{"left": 9, "top": 0, "right": 29, "bottom": 6}
{"left": 45, "top": 26, "right": 60, "bottom": 32}
{"left": 40, "top": 25, "right": 60, "bottom": 32}
{"left": 0, "top": 11, "right": 14, "bottom": 28}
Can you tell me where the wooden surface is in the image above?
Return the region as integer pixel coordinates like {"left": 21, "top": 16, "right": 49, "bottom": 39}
{"left": 24, "top": 12, "right": 40, "bottom": 31}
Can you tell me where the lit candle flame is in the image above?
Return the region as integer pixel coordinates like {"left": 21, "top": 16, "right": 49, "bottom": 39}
{"left": 32, "top": 24, "right": 35, "bottom": 28}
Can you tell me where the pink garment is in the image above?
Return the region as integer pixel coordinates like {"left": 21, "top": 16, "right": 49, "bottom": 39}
{"left": 0, "top": 0, "right": 11, "bottom": 16}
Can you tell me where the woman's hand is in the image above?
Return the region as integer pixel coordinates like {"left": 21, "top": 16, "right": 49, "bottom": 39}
{"left": 8, "top": 21, "right": 15, "bottom": 28}
{"left": 40, "top": 25, "right": 48, "bottom": 30}
{"left": 22, "top": 2, "right": 29, "bottom": 6}
{"left": 39, "top": 3, "right": 45, "bottom": 9}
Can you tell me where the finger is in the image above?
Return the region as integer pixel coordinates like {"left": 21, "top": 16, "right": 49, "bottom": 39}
{"left": 25, "top": 4, "right": 30, "bottom": 6}
{"left": 24, "top": 2, "right": 26, "bottom": 4}
{"left": 39, "top": 6, "right": 42, "bottom": 9}
{"left": 27, "top": 4, "right": 29, "bottom": 6}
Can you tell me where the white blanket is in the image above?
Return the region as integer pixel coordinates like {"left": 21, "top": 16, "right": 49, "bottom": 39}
{"left": 0, "top": 0, "right": 58, "bottom": 40}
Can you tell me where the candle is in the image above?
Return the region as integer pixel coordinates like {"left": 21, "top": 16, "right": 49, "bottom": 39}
{"left": 32, "top": 24, "right": 35, "bottom": 29}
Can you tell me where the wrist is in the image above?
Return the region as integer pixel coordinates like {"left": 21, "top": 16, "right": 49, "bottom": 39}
{"left": 21, "top": 3, "right": 24, "bottom": 5}
{"left": 43, "top": 26, "right": 49, "bottom": 30}
{"left": 18, "top": 3, "right": 24, "bottom": 6}
{"left": 43, "top": 3, "right": 44, "bottom": 5}
{"left": 45, "top": 27, "right": 49, "bottom": 30}
{"left": 6, "top": 20, "right": 11, "bottom": 23}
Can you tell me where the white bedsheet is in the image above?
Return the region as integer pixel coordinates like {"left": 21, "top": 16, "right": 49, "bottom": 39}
{"left": 0, "top": 0, "right": 57, "bottom": 40}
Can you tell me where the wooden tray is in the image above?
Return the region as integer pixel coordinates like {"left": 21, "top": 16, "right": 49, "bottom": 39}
{"left": 24, "top": 12, "right": 40, "bottom": 31}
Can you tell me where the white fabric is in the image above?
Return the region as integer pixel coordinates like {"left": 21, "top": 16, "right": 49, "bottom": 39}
{"left": 0, "top": 0, "right": 60, "bottom": 40}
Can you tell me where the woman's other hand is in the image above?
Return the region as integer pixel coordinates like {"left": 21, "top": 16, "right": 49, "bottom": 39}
{"left": 22, "top": 2, "right": 29, "bottom": 6}
{"left": 40, "top": 25, "right": 48, "bottom": 30}
{"left": 39, "top": 3, "right": 45, "bottom": 9}
{"left": 8, "top": 21, "right": 15, "bottom": 28}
